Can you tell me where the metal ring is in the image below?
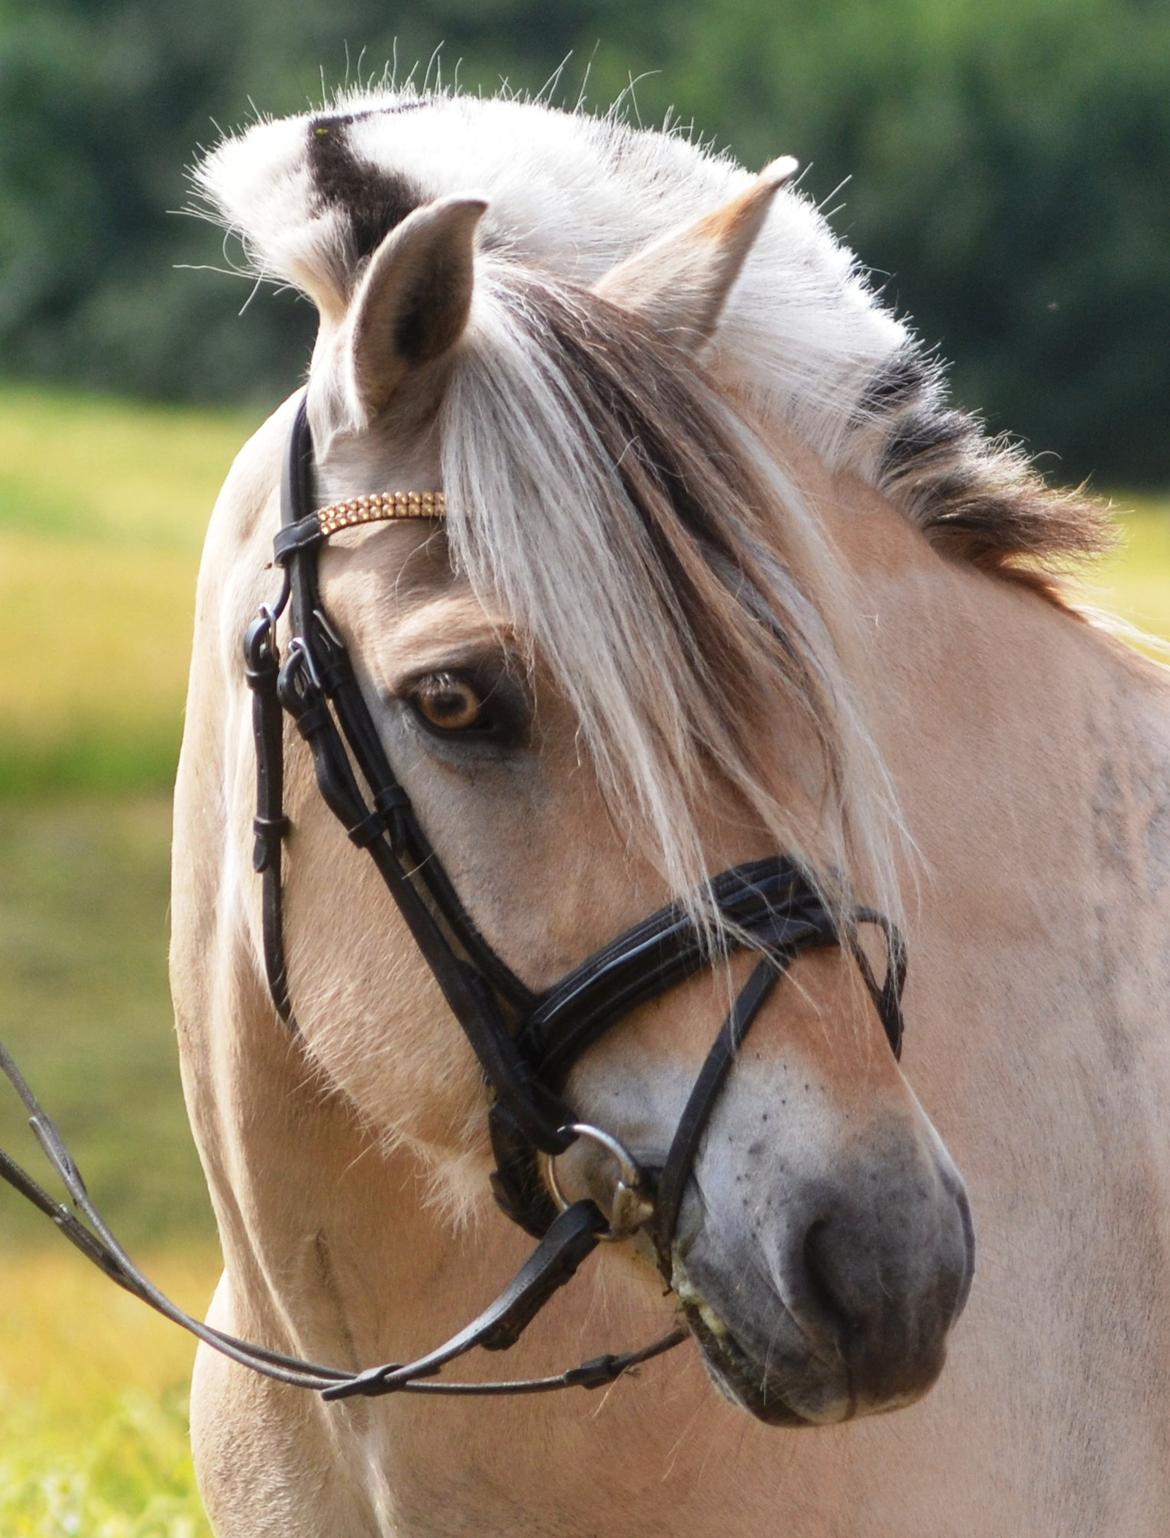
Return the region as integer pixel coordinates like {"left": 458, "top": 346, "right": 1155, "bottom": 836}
{"left": 286, "top": 636, "right": 323, "bottom": 693}
{"left": 544, "top": 1123, "right": 655, "bottom": 1241}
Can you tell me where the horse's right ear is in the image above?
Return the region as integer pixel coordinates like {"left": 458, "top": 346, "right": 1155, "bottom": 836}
{"left": 342, "top": 195, "right": 488, "bottom": 424}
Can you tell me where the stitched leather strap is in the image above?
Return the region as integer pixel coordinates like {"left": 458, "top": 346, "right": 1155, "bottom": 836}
{"left": 522, "top": 859, "right": 834, "bottom": 1085}
{"left": 243, "top": 606, "right": 294, "bottom": 1025}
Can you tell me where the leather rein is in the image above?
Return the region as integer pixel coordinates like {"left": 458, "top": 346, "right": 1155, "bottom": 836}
{"left": 0, "top": 394, "right": 906, "bottom": 1402}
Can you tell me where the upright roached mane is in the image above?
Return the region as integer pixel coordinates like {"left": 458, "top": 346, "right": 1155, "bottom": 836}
{"left": 191, "top": 86, "right": 1112, "bottom": 934}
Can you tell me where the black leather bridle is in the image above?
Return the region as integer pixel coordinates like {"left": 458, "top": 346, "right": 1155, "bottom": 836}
{"left": 0, "top": 393, "right": 906, "bottom": 1402}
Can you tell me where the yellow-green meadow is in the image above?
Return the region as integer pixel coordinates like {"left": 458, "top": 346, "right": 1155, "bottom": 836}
{"left": 0, "top": 1250, "right": 218, "bottom": 1537}
{"left": 1, "top": 382, "right": 1166, "bottom": 1533}
{"left": 0, "top": 386, "right": 259, "bottom": 795}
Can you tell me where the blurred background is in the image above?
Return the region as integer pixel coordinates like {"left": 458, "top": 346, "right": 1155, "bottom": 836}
{"left": 1, "top": 2, "right": 1167, "bottom": 1532}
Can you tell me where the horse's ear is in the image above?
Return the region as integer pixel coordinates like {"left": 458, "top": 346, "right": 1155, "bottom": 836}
{"left": 344, "top": 194, "right": 488, "bottom": 421}
{"left": 594, "top": 158, "right": 799, "bottom": 352}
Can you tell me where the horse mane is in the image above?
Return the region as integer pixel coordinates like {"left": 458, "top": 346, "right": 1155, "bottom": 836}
{"left": 188, "top": 86, "right": 1112, "bottom": 929}
{"left": 191, "top": 85, "right": 1114, "bottom": 591}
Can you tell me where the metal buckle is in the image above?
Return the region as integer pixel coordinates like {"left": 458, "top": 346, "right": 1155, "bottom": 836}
{"left": 285, "top": 636, "right": 324, "bottom": 694}
{"left": 544, "top": 1123, "right": 655, "bottom": 1241}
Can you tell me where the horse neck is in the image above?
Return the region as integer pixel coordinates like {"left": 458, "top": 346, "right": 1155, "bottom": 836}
{"left": 817, "top": 451, "right": 1170, "bottom": 1136}
{"left": 830, "top": 461, "right": 1170, "bottom": 896}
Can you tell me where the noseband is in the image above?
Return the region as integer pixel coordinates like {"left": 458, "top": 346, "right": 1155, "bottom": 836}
{"left": 0, "top": 393, "right": 906, "bottom": 1403}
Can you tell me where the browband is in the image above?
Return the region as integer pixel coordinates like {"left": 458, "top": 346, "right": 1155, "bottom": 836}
{"left": 273, "top": 487, "right": 445, "bottom": 562}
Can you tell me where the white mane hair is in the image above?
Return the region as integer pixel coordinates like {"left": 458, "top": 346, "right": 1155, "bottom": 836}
{"left": 190, "top": 85, "right": 1111, "bottom": 937}
{"left": 195, "top": 85, "right": 902, "bottom": 475}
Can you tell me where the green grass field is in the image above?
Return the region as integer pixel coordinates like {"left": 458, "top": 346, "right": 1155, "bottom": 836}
{"left": 0, "top": 381, "right": 1167, "bottom": 1533}
{"left": 0, "top": 385, "right": 259, "bottom": 797}
{"left": 0, "top": 386, "right": 247, "bottom": 1534}
{"left": 0, "top": 1249, "right": 217, "bottom": 1537}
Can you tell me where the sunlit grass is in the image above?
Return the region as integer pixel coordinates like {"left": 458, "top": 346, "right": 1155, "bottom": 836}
{"left": 0, "top": 795, "right": 215, "bottom": 1249}
{"left": 0, "top": 385, "right": 260, "bottom": 795}
{"left": 0, "top": 382, "right": 255, "bottom": 550}
{"left": 0, "top": 1249, "right": 218, "bottom": 1537}
{"left": 1092, "top": 498, "right": 1170, "bottom": 642}
{"left": 0, "top": 530, "right": 197, "bottom": 792}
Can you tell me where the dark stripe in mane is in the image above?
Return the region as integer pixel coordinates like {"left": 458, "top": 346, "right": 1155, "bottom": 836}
{"left": 857, "top": 348, "right": 930, "bottom": 414}
{"left": 307, "top": 113, "right": 422, "bottom": 269}
{"left": 859, "top": 345, "right": 1114, "bottom": 596}
{"left": 878, "top": 408, "right": 967, "bottom": 477}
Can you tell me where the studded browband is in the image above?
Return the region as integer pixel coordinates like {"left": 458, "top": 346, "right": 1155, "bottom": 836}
{"left": 273, "top": 486, "right": 445, "bottom": 562}
{"left": 317, "top": 489, "right": 446, "bottom": 533}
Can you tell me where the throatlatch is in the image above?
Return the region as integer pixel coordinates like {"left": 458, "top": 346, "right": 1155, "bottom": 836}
{"left": 0, "top": 392, "right": 906, "bottom": 1403}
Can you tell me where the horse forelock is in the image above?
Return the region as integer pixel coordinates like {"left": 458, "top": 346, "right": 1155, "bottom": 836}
{"left": 434, "top": 267, "right": 907, "bottom": 934}
{"left": 191, "top": 86, "right": 898, "bottom": 454}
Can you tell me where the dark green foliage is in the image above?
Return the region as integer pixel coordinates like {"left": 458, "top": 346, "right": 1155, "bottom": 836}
{"left": 0, "top": 0, "right": 1166, "bottom": 483}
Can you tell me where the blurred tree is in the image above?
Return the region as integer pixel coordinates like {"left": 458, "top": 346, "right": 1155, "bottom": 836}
{"left": 0, "top": 0, "right": 1165, "bottom": 484}
{"left": 664, "top": 0, "right": 1170, "bottom": 485}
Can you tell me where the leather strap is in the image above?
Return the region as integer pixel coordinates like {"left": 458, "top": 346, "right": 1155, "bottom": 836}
{"left": 523, "top": 859, "right": 834, "bottom": 1084}
{"left": 276, "top": 640, "right": 572, "bottom": 1157}
{"left": 243, "top": 600, "right": 294, "bottom": 1025}
{"left": 273, "top": 512, "right": 325, "bottom": 563}
{"left": 652, "top": 957, "right": 783, "bottom": 1262}
{"left": 0, "top": 1037, "right": 683, "bottom": 1397}
{"left": 321, "top": 1199, "right": 608, "bottom": 1400}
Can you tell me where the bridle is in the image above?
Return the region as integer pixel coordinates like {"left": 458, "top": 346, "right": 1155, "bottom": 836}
{"left": 0, "top": 392, "right": 906, "bottom": 1402}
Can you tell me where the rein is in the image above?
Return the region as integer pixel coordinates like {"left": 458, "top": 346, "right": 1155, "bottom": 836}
{"left": 0, "top": 392, "right": 906, "bottom": 1403}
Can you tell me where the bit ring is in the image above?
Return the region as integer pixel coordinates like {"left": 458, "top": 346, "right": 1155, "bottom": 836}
{"left": 545, "top": 1123, "right": 655, "bottom": 1241}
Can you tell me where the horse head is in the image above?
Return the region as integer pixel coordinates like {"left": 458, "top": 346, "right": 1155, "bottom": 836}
{"left": 239, "top": 153, "right": 974, "bottom": 1427}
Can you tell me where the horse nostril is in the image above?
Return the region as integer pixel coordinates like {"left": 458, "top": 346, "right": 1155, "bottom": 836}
{"left": 789, "top": 1187, "right": 972, "bottom": 1411}
{"left": 800, "top": 1216, "right": 861, "bottom": 1335}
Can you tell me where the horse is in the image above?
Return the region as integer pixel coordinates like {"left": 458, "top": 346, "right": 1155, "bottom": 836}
{"left": 170, "top": 87, "right": 1170, "bottom": 1537}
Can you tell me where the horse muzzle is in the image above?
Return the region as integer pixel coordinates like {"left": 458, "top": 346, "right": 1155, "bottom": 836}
{"left": 668, "top": 1136, "right": 975, "bottom": 1426}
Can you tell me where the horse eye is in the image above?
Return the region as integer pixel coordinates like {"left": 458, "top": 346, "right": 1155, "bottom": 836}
{"left": 409, "top": 672, "right": 488, "bottom": 734}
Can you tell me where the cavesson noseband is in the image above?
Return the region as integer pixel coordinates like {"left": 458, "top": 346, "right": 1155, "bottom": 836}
{"left": 0, "top": 393, "right": 906, "bottom": 1402}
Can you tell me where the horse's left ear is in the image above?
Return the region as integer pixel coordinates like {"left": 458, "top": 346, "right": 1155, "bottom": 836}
{"left": 594, "top": 157, "right": 798, "bottom": 352}
{"left": 343, "top": 193, "right": 488, "bottom": 422}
